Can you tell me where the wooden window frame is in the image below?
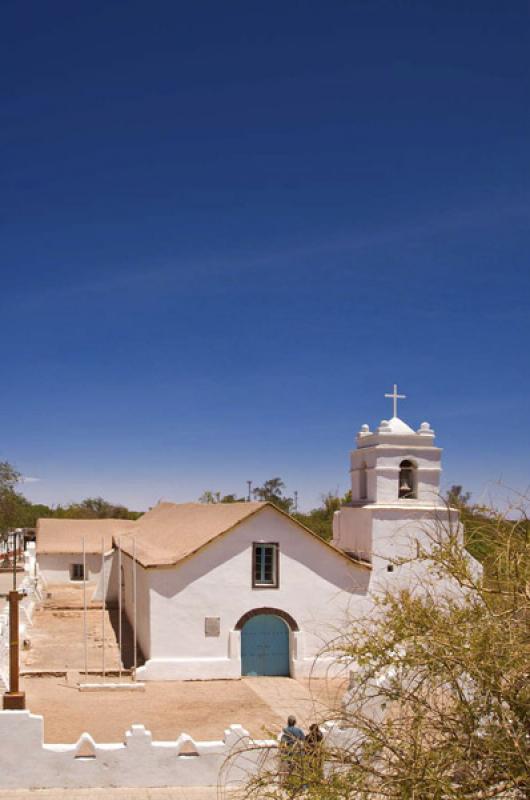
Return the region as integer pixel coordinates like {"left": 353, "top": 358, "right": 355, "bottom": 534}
{"left": 252, "top": 542, "right": 279, "bottom": 589}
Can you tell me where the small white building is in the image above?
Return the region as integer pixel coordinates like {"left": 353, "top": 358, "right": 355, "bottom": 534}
{"left": 36, "top": 396, "right": 464, "bottom": 680}
{"left": 36, "top": 518, "right": 136, "bottom": 592}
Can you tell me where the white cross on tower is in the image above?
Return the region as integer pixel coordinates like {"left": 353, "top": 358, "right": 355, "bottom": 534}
{"left": 385, "top": 383, "right": 406, "bottom": 418}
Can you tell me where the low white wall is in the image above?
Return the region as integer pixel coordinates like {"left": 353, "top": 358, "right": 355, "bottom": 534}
{"left": 0, "top": 710, "right": 357, "bottom": 789}
{"left": 0, "top": 610, "right": 8, "bottom": 690}
{"left": 0, "top": 573, "right": 42, "bottom": 690}
{"left": 0, "top": 711, "right": 274, "bottom": 789}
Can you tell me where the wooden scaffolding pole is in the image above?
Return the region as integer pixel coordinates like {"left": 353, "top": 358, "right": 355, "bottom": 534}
{"left": 101, "top": 537, "right": 105, "bottom": 683}
{"left": 118, "top": 537, "right": 122, "bottom": 681}
{"left": 133, "top": 537, "right": 137, "bottom": 677}
{"left": 83, "top": 537, "right": 88, "bottom": 679}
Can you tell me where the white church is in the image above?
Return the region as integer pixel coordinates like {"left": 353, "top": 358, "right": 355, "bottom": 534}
{"left": 36, "top": 389, "right": 459, "bottom": 681}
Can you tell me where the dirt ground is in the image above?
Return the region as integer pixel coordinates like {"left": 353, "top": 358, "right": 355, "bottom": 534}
{"left": 6, "top": 582, "right": 347, "bottom": 744}
{"left": 0, "top": 788, "right": 226, "bottom": 799}
{"left": 23, "top": 583, "right": 138, "bottom": 673}
{"left": 19, "top": 674, "right": 345, "bottom": 743}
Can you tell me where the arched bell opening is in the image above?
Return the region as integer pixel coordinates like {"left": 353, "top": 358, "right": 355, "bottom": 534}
{"left": 398, "top": 459, "right": 417, "bottom": 499}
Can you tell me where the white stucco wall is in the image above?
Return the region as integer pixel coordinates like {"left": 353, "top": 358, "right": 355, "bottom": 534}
{"left": 121, "top": 551, "right": 151, "bottom": 664}
{"left": 135, "top": 506, "right": 370, "bottom": 681}
{"left": 38, "top": 553, "right": 112, "bottom": 593}
{"left": 332, "top": 503, "right": 478, "bottom": 599}
{"left": 332, "top": 506, "right": 373, "bottom": 561}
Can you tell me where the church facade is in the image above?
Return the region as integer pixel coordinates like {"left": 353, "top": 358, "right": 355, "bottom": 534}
{"left": 117, "top": 502, "right": 370, "bottom": 680}
{"left": 36, "top": 398, "right": 460, "bottom": 681}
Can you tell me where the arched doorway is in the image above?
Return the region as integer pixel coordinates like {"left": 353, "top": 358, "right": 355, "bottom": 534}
{"left": 241, "top": 614, "right": 290, "bottom": 676}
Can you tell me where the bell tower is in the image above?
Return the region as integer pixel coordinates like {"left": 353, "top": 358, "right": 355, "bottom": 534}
{"left": 333, "top": 386, "right": 452, "bottom": 578}
{"left": 350, "top": 415, "right": 442, "bottom": 505}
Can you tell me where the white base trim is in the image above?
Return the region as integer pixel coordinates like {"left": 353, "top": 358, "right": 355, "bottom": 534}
{"left": 135, "top": 654, "right": 347, "bottom": 681}
{"left": 78, "top": 682, "right": 146, "bottom": 692}
{"left": 136, "top": 657, "right": 242, "bottom": 681}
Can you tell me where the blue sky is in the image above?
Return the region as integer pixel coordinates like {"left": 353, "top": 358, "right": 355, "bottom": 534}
{"left": 1, "top": 1, "right": 529, "bottom": 511}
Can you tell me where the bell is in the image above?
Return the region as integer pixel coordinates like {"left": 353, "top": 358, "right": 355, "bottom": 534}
{"left": 400, "top": 479, "right": 412, "bottom": 493}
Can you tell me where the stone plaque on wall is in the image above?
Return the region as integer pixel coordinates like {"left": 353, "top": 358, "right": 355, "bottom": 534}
{"left": 204, "top": 617, "right": 221, "bottom": 637}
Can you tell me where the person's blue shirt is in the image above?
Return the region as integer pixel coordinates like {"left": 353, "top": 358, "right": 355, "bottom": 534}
{"left": 281, "top": 724, "right": 305, "bottom": 745}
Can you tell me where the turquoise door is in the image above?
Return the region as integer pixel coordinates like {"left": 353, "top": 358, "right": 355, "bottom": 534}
{"left": 241, "top": 614, "right": 290, "bottom": 676}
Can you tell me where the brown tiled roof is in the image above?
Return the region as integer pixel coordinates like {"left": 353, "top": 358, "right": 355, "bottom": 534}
{"left": 116, "top": 501, "right": 371, "bottom": 571}
{"left": 116, "top": 502, "right": 266, "bottom": 567}
{"left": 36, "top": 518, "right": 137, "bottom": 555}
{"left": 36, "top": 502, "right": 371, "bottom": 572}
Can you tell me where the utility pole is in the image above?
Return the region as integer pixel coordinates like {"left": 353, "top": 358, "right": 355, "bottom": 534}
{"left": 247, "top": 480, "right": 252, "bottom": 502}
{"left": 294, "top": 491, "right": 298, "bottom": 513}
{"left": 3, "top": 530, "right": 25, "bottom": 709}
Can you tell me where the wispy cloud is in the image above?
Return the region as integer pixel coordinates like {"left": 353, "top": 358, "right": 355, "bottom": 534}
{"left": 3, "top": 198, "right": 528, "bottom": 313}
{"left": 22, "top": 476, "right": 41, "bottom": 483}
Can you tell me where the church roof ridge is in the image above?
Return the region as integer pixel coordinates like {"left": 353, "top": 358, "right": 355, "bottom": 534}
{"left": 116, "top": 501, "right": 267, "bottom": 567}
{"left": 115, "top": 500, "right": 370, "bottom": 571}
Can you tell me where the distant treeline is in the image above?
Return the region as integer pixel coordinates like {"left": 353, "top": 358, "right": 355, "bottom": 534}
{"left": 0, "top": 461, "right": 141, "bottom": 533}
{"left": 199, "top": 476, "right": 352, "bottom": 542}
{"left": 14, "top": 496, "right": 143, "bottom": 526}
{"left": 2, "top": 461, "right": 518, "bottom": 562}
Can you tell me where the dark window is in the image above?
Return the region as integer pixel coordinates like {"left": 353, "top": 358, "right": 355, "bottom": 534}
{"left": 70, "top": 563, "right": 85, "bottom": 581}
{"left": 252, "top": 543, "right": 279, "bottom": 588}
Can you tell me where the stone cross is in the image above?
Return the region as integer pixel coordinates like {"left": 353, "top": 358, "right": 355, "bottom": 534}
{"left": 385, "top": 384, "right": 406, "bottom": 418}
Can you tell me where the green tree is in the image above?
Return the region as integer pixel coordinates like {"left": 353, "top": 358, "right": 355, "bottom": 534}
{"left": 237, "top": 498, "right": 530, "bottom": 799}
{"left": 220, "top": 493, "right": 242, "bottom": 503}
{"left": 198, "top": 491, "right": 245, "bottom": 504}
{"left": 444, "top": 485, "right": 508, "bottom": 563}
{"left": 48, "top": 497, "right": 141, "bottom": 520}
{"left": 64, "top": 497, "right": 133, "bottom": 519}
{"left": 199, "top": 479, "right": 355, "bottom": 539}
{"left": 252, "top": 477, "right": 294, "bottom": 513}
{"left": 0, "top": 461, "right": 23, "bottom": 537}
{"left": 1, "top": 462, "right": 141, "bottom": 527}
{"left": 446, "top": 484, "right": 472, "bottom": 509}
{"left": 295, "top": 489, "right": 352, "bottom": 541}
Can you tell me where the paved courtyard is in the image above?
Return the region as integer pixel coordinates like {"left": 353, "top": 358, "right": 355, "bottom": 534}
{"left": 22, "top": 582, "right": 139, "bottom": 674}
